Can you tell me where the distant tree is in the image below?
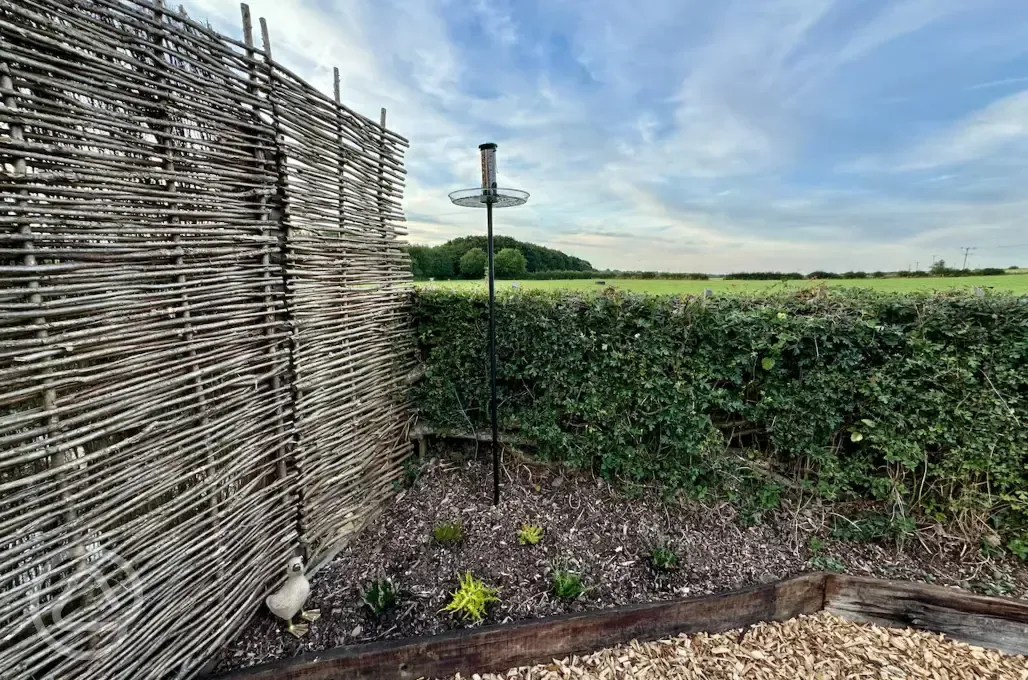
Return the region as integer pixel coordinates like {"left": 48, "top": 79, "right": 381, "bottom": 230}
{"left": 408, "top": 245, "right": 429, "bottom": 280}
{"left": 930, "top": 259, "right": 948, "bottom": 274}
{"left": 724, "top": 272, "right": 804, "bottom": 281}
{"left": 406, "top": 235, "right": 592, "bottom": 280}
{"left": 494, "top": 248, "right": 527, "bottom": 278}
{"left": 459, "top": 247, "right": 487, "bottom": 279}
{"left": 443, "top": 235, "right": 592, "bottom": 273}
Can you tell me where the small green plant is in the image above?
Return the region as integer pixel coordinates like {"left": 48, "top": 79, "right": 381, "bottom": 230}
{"left": 809, "top": 554, "right": 846, "bottom": 573}
{"left": 648, "top": 544, "right": 678, "bottom": 572}
{"left": 433, "top": 521, "right": 464, "bottom": 545}
{"left": 830, "top": 512, "right": 915, "bottom": 544}
{"left": 363, "top": 579, "right": 398, "bottom": 616}
{"left": 807, "top": 535, "right": 844, "bottom": 571}
{"left": 734, "top": 478, "right": 781, "bottom": 526}
{"left": 518, "top": 523, "right": 544, "bottom": 546}
{"left": 402, "top": 454, "right": 423, "bottom": 488}
{"left": 551, "top": 569, "right": 585, "bottom": 600}
{"left": 441, "top": 571, "right": 498, "bottom": 622}
{"left": 1008, "top": 538, "right": 1028, "bottom": 561}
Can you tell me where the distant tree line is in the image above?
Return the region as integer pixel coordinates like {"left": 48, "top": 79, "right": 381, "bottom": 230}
{"left": 725, "top": 265, "right": 1008, "bottom": 281}
{"left": 518, "top": 270, "right": 709, "bottom": 280}
{"left": 409, "top": 236, "right": 592, "bottom": 280}
{"left": 409, "top": 238, "right": 1012, "bottom": 281}
{"left": 724, "top": 272, "right": 806, "bottom": 280}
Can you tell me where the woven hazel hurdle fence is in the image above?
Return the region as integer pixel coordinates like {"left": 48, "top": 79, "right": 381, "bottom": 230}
{"left": 0, "top": 1, "right": 412, "bottom": 678}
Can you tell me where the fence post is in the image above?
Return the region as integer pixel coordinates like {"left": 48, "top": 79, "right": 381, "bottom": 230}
{"left": 257, "top": 14, "right": 309, "bottom": 563}
{"left": 378, "top": 108, "right": 389, "bottom": 272}
{"left": 332, "top": 66, "right": 360, "bottom": 431}
{"left": 333, "top": 67, "right": 346, "bottom": 240}
{"left": 151, "top": 0, "right": 222, "bottom": 530}
{"left": 241, "top": 3, "right": 290, "bottom": 486}
{"left": 1, "top": 63, "right": 84, "bottom": 578}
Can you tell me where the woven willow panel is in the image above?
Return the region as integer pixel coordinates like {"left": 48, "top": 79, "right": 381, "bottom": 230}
{"left": 0, "top": 1, "right": 411, "bottom": 678}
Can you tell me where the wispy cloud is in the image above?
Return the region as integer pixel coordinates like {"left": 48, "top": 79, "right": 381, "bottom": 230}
{"left": 969, "top": 76, "right": 1028, "bottom": 90}
{"left": 186, "top": 0, "right": 1028, "bottom": 271}
{"left": 899, "top": 91, "right": 1028, "bottom": 170}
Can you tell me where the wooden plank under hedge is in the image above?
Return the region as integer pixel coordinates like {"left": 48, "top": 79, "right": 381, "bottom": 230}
{"left": 824, "top": 574, "right": 1028, "bottom": 656}
{"left": 209, "top": 573, "right": 1028, "bottom": 680}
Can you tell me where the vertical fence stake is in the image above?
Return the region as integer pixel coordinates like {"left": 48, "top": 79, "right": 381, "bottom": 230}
{"left": 153, "top": 0, "right": 219, "bottom": 527}
{"left": 259, "top": 14, "right": 309, "bottom": 564}
{"left": 241, "top": 3, "right": 289, "bottom": 485}
{"left": 2, "top": 63, "right": 84, "bottom": 574}
{"left": 332, "top": 66, "right": 360, "bottom": 458}
{"left": 378, "top": 108, "right": 388, "bottom": 254}
{"left": 333, "top": 67, "right": 346, "bottom": 239}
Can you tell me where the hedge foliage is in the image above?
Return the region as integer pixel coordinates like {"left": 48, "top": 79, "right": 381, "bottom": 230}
{"left": 413, "top": 288, "right": 1028, "bottom": 540}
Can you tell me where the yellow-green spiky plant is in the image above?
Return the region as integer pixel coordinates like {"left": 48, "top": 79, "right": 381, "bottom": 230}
{"left": 518, "top": 523, "right": 544, "bottom": 545}
{"left": 440, "top": 571, "right": 499, "bottom": 622}
{"left": 432, "top": 521, "right": 464, "bottom": 545}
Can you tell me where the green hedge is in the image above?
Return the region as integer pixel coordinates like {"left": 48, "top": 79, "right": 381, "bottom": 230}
{"left": 413, "top": 289, "right": 1028, "bottom": 540}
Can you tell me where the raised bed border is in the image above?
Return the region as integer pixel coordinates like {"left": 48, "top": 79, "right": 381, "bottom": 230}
{"left": 208, "top": 573, "right": 1028, "bottom": 679}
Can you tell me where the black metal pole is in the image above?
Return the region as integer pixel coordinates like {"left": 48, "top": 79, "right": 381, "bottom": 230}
{"left": 486, "top": 199, "right": 499, "bottom": 505}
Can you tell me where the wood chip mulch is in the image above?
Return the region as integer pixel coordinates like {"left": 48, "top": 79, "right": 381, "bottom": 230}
{"left": 449, "top": 612, "right": 1028, "bottom": 680}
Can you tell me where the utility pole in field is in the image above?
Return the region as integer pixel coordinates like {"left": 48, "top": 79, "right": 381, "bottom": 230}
{"left": 961, "top": 246, "right": 976, "bottom": 270}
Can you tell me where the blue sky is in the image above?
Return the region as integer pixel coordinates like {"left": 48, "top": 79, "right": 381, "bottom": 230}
{"left": 191, "top": 0, "right": 1028, "bottom": 272}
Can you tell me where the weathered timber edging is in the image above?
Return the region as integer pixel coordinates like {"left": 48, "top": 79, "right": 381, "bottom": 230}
{"left": 209, "top": 573, "right": 822, "bottom": 679}
{"left": 824, "top": 574, "right": 1028, "bottom": 656}
{"left": 208, "top": 572, "right": 1028, "bottom": 680}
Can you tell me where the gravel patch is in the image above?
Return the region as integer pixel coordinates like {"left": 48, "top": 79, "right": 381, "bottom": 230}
{"left": 452, "top": 611, "right": 1028, "bottom": 680}
{"left": 216, "top": 449, "right": 1028, "bottom": 672}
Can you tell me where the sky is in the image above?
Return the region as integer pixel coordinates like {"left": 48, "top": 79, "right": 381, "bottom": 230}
{"left": 187, "top": 0, "right": 1028, "bottom": 273}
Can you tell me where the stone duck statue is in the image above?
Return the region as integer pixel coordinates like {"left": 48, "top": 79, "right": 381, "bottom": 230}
{"left": 266, "top": 556, "right": 320, "bottom": 638}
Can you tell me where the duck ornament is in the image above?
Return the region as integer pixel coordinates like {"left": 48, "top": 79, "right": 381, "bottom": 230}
{"left": 266, "top": 556, "right": 320, "bottom": 638}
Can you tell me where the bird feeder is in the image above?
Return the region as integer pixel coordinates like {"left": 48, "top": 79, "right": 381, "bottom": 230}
{"left": 448, "top": 144, "right": 529, "bottom": 505}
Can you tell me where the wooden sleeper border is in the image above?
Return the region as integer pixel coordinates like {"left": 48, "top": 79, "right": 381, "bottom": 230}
{"left": 208, "top": 573, "right": 1028, "bottom": 680}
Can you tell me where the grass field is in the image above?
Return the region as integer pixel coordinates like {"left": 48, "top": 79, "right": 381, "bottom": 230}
{"left": 419, "top": 274, "right": 1028, "bottom": 295}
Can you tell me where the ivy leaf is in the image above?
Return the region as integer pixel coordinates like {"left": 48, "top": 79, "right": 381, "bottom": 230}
{"left": 761, "top": 357, "right": 775, "bottom": 371}
{"left": 850, "top": 432, "right": 864, "bottom": 442}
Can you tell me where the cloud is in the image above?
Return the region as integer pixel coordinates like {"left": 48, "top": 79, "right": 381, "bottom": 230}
{"left": 835, "top": 0, "right": 967, "bottom": 65}
{"left": 183, "top": 0, "right": 1028, "bottom": 272}
{"left": 899, "top": 91, "right": 1028, "bottom": 170}
{"left": 969, "top": 76, "right": 1028, "bottom": 90}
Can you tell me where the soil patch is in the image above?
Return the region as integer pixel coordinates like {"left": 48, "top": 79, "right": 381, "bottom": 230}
{"left": 216, "top": 449, "right": 1028, "bottom": 672}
